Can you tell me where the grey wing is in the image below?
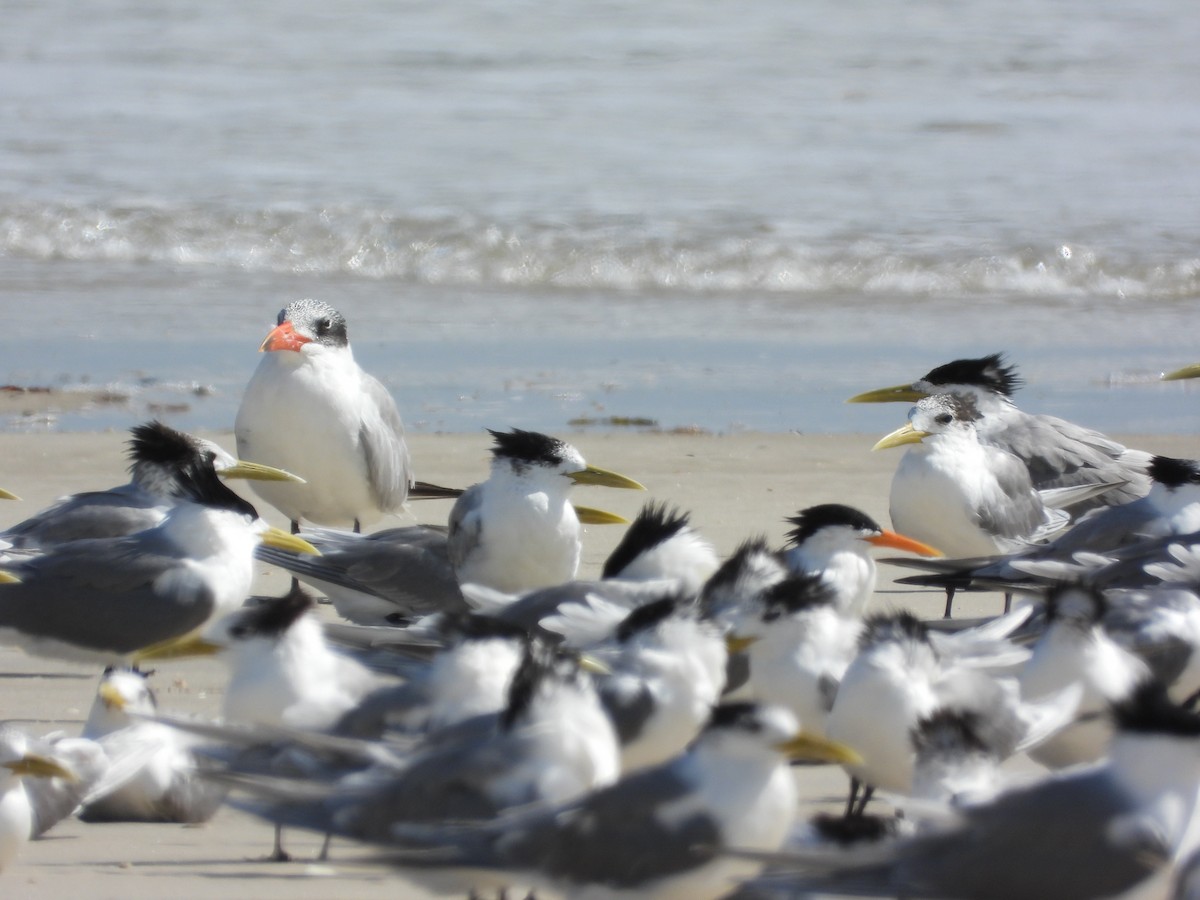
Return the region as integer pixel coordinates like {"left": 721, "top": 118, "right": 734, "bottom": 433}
{"left": 497, "top": 766, "right": 720, "bottom": 889}
{"left": 0, "top": 535, "right": 217, "bottom": 655}
{"left": 894, "top": 772, "right": 1164, "bottom": 900}
{"left": 258, "top": 526, "right": 466, "bottom": 619}
{"left": 991, "top": 413, "right": 1150, "bottom": 506}
{"left": 976, "top": 449, "right": 1044, "bottom": 542}
{"left": 346, "top": 737, "right": 516, "bottom": 837}
{"left": 3, "top": 485, "right": 165, "bottom": 549}
{"left": 447, "top": 484, "right": 485, "bottom": 572}
{"left": 359, "top": 374, "right": 413, "bottom": 513}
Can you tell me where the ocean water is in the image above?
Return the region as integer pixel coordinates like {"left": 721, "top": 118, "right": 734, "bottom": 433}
{"left": 2, "top": 0, "right": 1199, "bottom": 437}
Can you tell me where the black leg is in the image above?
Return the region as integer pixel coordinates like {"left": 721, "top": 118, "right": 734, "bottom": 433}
{"left": 844, "top": 777, "right": 861, "bottom": 818}
{"left": 269, "top": 823, "right": 291, "bottom": 862}
{"left": 943, "top": 586, "right": 956, "bottom": 619}
{"left": 353, "top": 518, "right": 361, "bottom": 534}
{"left": 317, "top": 832, "right": 332, "bottom": 861}
{"left": 852, "top": 784, "right": 875, "bottom": 818}
{"left": 1003, "top": 591, "right": 1013, "bottom": 614}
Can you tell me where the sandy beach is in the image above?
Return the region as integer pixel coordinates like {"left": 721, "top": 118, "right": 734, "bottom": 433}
{"left": 1, "top": 428, "right": 1194, "bottom": 898}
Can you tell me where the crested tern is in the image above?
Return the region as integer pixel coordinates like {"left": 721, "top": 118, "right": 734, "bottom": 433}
{"left": 782, "top": 503, "right": 941, "bottom": 617}
{"left": 850, "top": 351, "right": 1151, "bottom": 508}
{"left": 0, "top": 726, "right": 79, "bottom": 871}
{"left": 742, "top": 681, "right": 1200, "bottom": 900}
{"left": 78, "top": 667, "right": 225, "bottom": 823}
{"left": 588, "top": 596, "right": 727, "bottom": 772}
{"left": 1, "top": 420, "right": 301, "bottom": 551}
{"left": 0, "top": 449, "right": 317, "bottom": 664}
{"left": 225, "top": 702, "right": 856, "bottom": 900}
{"left": 253, "top": 428, "right": 642, "bottom": 624}
{"left": 731, "top": 572, "right": 864, "bottom": 736}
{"left": 448, "top": 428, "right": 644, "bottom": 594}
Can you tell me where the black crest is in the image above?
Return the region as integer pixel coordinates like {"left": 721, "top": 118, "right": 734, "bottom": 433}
{"left": 761, "top": 573, "right": 837, "bottom": 620}
{"left": 228, "top": 585, "right": 316, "bottom": 640}
{"left": 603, "top": 502, "right": 691, "bottom": 579}
{"left": 859, "top": 610, "right": 930, "bottom": 651}
{"left": 785, "top": 504, "right": 881, "bottom": 547}
{"left": 128, "top": 421, "right": 258, "bottom": 518}
{"left": 500, "top": 639, "right": 574, "bottom": 732}
{"left": 707, "top": 702, "right": 766, "bottom": 733}
{"left": 1149, "top": 456, "right": 1200, "bottom": 489}
{"left": 921, "top": 353, "right": 1022, "bottom": 397}
{"left": 127, "top": 421, "right": 201, "bottom": 470}
{"left": 1112, "top": 680, "right": 1200, "bottom": 738}
{"left": 487, "top": 428, "right": 570, "bottom": 466}
{"left": 615, "top": 596, "right": 682, "bottom": 643}
{"left": 911, "top": 708, "right": 991, "bottom": 757}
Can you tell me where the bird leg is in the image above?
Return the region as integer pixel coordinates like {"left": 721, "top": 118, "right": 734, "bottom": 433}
{"left": 317, "top": 832, "right": 333, "bottom": 861}
{"left": 844, "top": 777, "right": 875, "bottom": 818}
{"left": 942, "top": 586, "right": 956, "bottom": 619}
{"left": 353, "top": 518, "right": 361, "bottom": 534}
{"left": 269, "top": 823, "right": 291, "bottom": 862}
{"left": 1003, "top": 591, "right": 1013, "bottom": 614}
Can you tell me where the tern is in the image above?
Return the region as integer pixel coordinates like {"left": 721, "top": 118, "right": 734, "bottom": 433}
{"left": 741, "top": 681, "right": 1200, "bottom": 900}
{"left": 215, "top": 587, "right": 387, "bottom": 733}
{"left": 825, "top": 609, "right": 1066, "bottom": 815}
{"left": 78, "top": 667, "right": 225, "bottom": 823}
{"left": 588, "top": 596, "right": 728, "bottom": 772}
{"left": 0, "top": 448, "right": 318, "bottom": 665}
{"left": 226, "top": 703, "right": 857, "bottom": 900}
{"left": 467, "top": 502, "right": 717, "bottom": 647}
{"left": 1, "top": 421, "right": 302, "bottom": 551}
{"left": 253, "top": 428, "right": 642, "bottom": 622}
{"left": 235, "top": 299, "right": 413, "bottom": 532}
{"left": 333, "top": 615, "right": 532, "bottom": 740}
{"left": 782, "top": 504, "right": 941, "bottom": 618}
{"left": 730, "top": 572, "right": 864, "bottom": 736}
{"left": 448, "top": 428, "right": 644, "bottom": 593}
{"left": 0, "top": 726, "right": 79, "bottom": 871}
{"left": 208, "top": 638, "right": 622, "bottom": 878}
{"left": 1018, "top": 584, "right": 1154, "bottom": 769}
{"left": 890, "top": 454, "right": 1200, "bottom": 601}
{"left": 873, "top": 394, "right": 1109, "bottom": 615}
{"left": 850, "top": 351, "right": 1151, "bottom": 507}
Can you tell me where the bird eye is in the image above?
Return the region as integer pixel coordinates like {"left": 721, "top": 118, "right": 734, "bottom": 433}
{"left": 935, "top": 413, "right": 953, "bottom": 426}
{"left": 229, "top": 626, "right": 247, "bottom": 638}
{"left": 316, "top": 317, "right": 331, "bottom": 334}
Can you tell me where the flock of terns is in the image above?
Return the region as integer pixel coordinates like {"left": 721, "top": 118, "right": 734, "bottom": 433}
{"left": 0, "top": 298, "right": 1199, "bottom": 898}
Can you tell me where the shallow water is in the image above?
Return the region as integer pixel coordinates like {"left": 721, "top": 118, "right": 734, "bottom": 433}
{"left": 2, "top": 0, "right": 1198, "bottom": 436}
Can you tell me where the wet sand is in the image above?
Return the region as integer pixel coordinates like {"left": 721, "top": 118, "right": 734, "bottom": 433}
{"left": 1, "top": 429, "right": 1194, "bottom": 897}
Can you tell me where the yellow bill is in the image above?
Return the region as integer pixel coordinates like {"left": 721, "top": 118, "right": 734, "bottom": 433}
{"left": 133, "top": 633, "right": 223, "bottom": 664}
{"left": 872, "top": 422, "right": 929, "bottom": 451}
{"left": 260, "top": 527, "right": 321, "bottom": 555}
{"left": 1162, "top": 363, "right": 1200, "bottom": 382}
{"left": 568, "top": 465, "right": 646, "bottom": 491}
{"left": 574, "top": 504, "right": 630, "bottom": 526}
{"left": 0, "top": 488, "right": 20, "bottom": 501}
{"left": 726, "top": 635, "right": 759, "bottom": 654}
{"left": 775, "top": 731, "right": 862, "bottom": 766}
{"left": 4, "top": 754, "right": 77, "bottom": 781}
{"left": 220, "top": 460, "right": 307, "bottom": 483}
{"left": 847, "top": 384, "right": 927, "bottom": 403}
